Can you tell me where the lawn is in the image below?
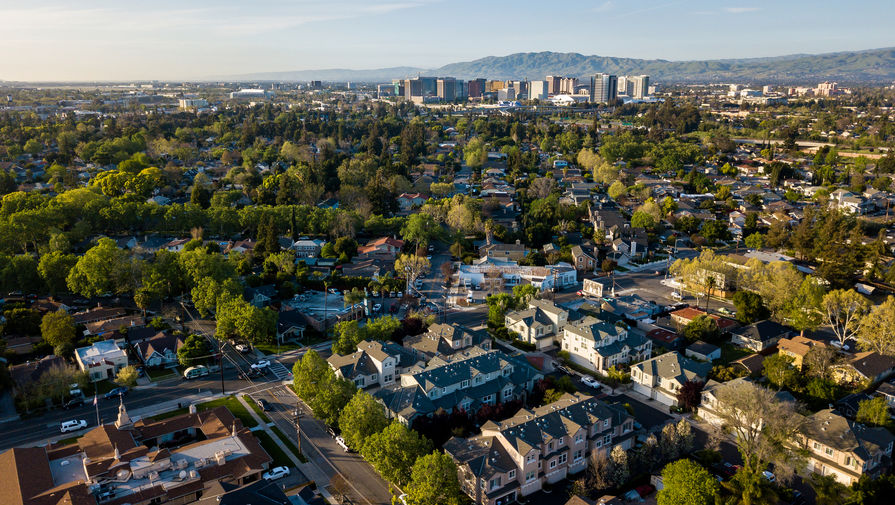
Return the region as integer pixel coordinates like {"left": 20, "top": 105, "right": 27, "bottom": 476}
{"left": 147, "top": 367, "right": 178, "bottom": 380}
{"left": 718, "top": 343, "right": 753, "bottom": 365}
{"left": 255, "top": 430, "right": 295, "bottom": 468}
{"left": 57, "top": 435, "right": 83, "bottom": 446}
{"left": 196, "top": 396, "right": 258, "bottom": 428}
{"left": 244, "top": 395, "right": 272, "bottom": 423}
{"left": 254, "top": 333, "right": 328, "bottom": 355}
{"left": 272, "top": 425, "right": 307, "bottom": 463}
{"left": 147, "top": 408, "right": 189, "bottom": 422}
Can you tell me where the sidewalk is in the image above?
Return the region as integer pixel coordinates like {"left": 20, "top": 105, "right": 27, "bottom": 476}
{"left": 236, "top": 395, "right": 335, "bottom": 503}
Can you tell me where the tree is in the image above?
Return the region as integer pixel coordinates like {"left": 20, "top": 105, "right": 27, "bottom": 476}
{"left": 736, "top": 259, "right": 804, "bottom": 322}
{"left": 857, "top": 296, "right": 895, "bottom": 356}
{"left": 191, "top": 277, "right": 241, "bottom": 318}
{"left": 676, "top": 418, "right": 694, "bottom": 454}
{"left": 676, "top": 381, "right": 704, "bottom": 411}
{"left": 681, "top": 315, "right": 720, "bottom": 343}
{"left": 809, "top": 473, "right": 851, "bottom": 505}
{"left": 587, "top": 449, "right": 615, "bottom": 491}
{"left": 732, "top": 291, "right": 769, "bottom": 324}
{"left": 785, "top": 276, "right": 824, "bottom": 337}
{"left": 395, "top": 254, "right": 430, "bottom": 286}
{"left": 609, "top": 444, "right": 629, "bottom": 487}
{"left": 657, "top": 459, "right": 720, "bottom": 505}
{"left": 804, "top": 345, "right": 838, "bottom": 379}
{"left": 215, "top": 296, "right": 276, "bottom": 344}
{"left": 116, "top": 366, "right": 139, "bottom": 387}
{"left": 401, "top": 213, "right": 439, "bottom": 249}
{"left": 822, "top": 289, "right": 869, "bottom": 348}
{"left": 38, "top": 251, "right": 77, "bottom": 295}
{"left": 608, "top": 180, "right": 627, "bottom": 200}
{"left": 762, "top": 353, "right": 798, "bottom": 390}
{"left": 712, "top": 380, "right": 806, "bottom": 483}
{"left": 361, "top": 422, "right": 432, "bottom": 486}
{"left": 744, "top": 232, "right": 764, "bottom": 250}
{"left": 40, "top": 310, "right": 76, "bottom": 356}
{"left": 66, "top": 238, "right": 132, "bottom": 297}
{"left": 339, "top": 391, "right": 389, "bottom": 451}
{"left": 630, "top": 210, "right": 657, "bottom": 230}
{"left": 660, "top": 423, "right": 682, "bottom": 461}
{"left": 856, "top": 397, "right": 891, "bottom": 428}
{"left": 177, "top": 334, "right": 213, "bottom": 367}
{"left": 403, "top": 451, "right": 463, "bottom": 505}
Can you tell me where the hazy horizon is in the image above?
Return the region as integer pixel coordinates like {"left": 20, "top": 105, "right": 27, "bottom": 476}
{"left": 3, "top": 0, "right": 894, "bottom": 82}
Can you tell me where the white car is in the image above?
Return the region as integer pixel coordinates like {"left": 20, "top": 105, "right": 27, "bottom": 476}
{"left": 328, "top": 288, "right": 340, "bottom": 295}
{"left": 372, "top": 303, "right": 382, "bottom": 312}
{"left": 61, "top": 419, "right": 87, "bottom": 433}
{"left": 234, "top": 343, "right": 249, "bottom": 353}
{"left": 251, "top": 360, "right": 271, "bottom": 370}
{"left": 263, "top": 466, "right": 290, "bottom": 481}
{"left": 335, "top": 436, "right": 350, "bottom": 452}
{"left": 762, "top": 470, "right": 776, "bottom": 483}
{"left": 582, "top": 376, "right": 602, "bottom": 389}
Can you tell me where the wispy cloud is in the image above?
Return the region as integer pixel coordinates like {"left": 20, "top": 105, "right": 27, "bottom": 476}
{"left": 593, "top": 1, "right": 614, "bottom": 13}
{"left": 724, "top": 7, "right": 760, "bottom": 14}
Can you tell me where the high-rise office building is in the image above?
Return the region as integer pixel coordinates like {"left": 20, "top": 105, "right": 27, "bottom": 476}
{"left": 546, "top": 75, "right": 562, "bottom": 95}
{"left": 617, "top": 76, "right": 629, "bottom": 96}
{"left": 437, "top": 78, "right": 457, "bottom": 101}
{"left": 559, "top": 77, "right": 578, "bottom": 94}
{"left": 590, "top": 74, "right": 618, "bottom": 103}
{"left": 529, "top": 80, "right": 548, "bottom": 100}
{"left": 630, "top": 75, "right": 649, "bottom": 99}
{"left": 467, "top": 78, "right": 486, "bottom": 98}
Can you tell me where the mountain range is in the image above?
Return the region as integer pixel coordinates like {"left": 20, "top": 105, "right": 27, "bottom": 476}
{"left": 231, "top": 47, "right": 895, "bottom": 84}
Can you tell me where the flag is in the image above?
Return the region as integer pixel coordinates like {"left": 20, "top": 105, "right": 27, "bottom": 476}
{"left": 93, "top": 395, "right": 98, "bottom": 406}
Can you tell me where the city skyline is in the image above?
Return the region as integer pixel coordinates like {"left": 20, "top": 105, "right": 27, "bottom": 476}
{"left": 2, "top": 0, "right": 894, "bottom": 81}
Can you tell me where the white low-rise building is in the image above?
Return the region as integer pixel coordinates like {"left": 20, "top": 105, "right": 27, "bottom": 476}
{"left": 75, "top": 339, "right": 129, "bottom": 382}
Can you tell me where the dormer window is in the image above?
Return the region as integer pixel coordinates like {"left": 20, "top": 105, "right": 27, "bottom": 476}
{"left": 461, "top": 380, "right": 469, "bottom": 388}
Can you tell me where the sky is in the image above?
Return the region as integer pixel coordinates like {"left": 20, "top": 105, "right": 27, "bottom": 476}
{"left": 2, "top": 0, "right": 894, "bottom": 81}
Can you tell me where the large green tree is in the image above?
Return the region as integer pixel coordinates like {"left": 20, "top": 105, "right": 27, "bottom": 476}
{"left": 40, "top": 310, "right": 76, "bottom": 356}
{"left": 657, "top": 459, "right": 719, "bottom": 505}
{"left": 403, "top": 451, "right": 463, "bottom": 505}
{"left": 361, "top": 422, "right": 432, "bottom": 486}
{"left": 338, "top": 391, "right": 389, "bottom": 451}
{"left": 37, "top": 251, "right": 77, "bottom": 295}
{"left": 66, "top": 237, "right": 133, "bottom": 297}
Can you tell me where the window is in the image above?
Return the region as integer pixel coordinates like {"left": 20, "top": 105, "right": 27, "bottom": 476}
{"left": 461, "top": 380, "right": 469, "bottom": 388}
{"left": 384, "top": 375, "right": 392, "bottom": 383}
{"left": 526, "top": 453, "right": 536, "bottom": 463}
{"left": 549, "top": 459, "right": 557, "bottom": 469}
{"left": 558, "top": 453, "right": 567, "bottom": 464}
{"left": 575, "top": 433, "right": 584, "bottom": 444}
{"left": 504, "top": 388, "right": 513, "bottom": 398}
{"left": 813, "top": 442, "right": 820, "bottom": 450}
{"left": 489, "top": 477, "right": 501, "bottom": 490}
{"left": 825, "top": 447, "right": 834, "bottom": 457}
{"left": 558, "top": 437, "right": 564, "bottom": 445}
{"left": 525, "top": 471, "right": 535, "bottom": 482}
{"left": 371, "top": 374, "right": 377, "bottom": 381}
{"left": 475, "top": 376, "right": 482, "bottom": 384}
{"left": 603, "top": 434, "right": 611, "bottom": 445}
{"left": 574, "top": 449, "right": 583, "bottom": 462}
{"left": 845, "top": 456, "right": 851, "bottom": 467}
{"left": 508, "top": 470, "right": 515, "bottom": 480}
{"left": 603, "top": 419, "right": 610, "bottom": 428}
{"left": 595, "top": 439, "right": 603, "bottom": 448}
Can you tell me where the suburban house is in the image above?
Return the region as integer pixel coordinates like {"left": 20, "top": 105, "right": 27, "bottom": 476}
{"left": 0, "top": 404, "right": 273, "bottom": 505}
{"left": 357, "top": 237, "right": 404, "bottom": 258}
{"left": 832, "top": 352, "right": 895, "bottom": 386}
{"left": 479, "top": 241, "right": 529, "bottom": 261}
{"left": 75, "top": 339, "right": 129, "bottom": 382}
{"left": 374, "top": 347, "right": 542, "bottom": 425}
{"left": 570, "top": 245, "right": 597, "bottom": 273}
{"left": 799, "top": 409, "right": 894, "bottom": 485}
{"left": 444, "top": 393, "right": 635, "bottom": 505}
{"left": 276, "top": 310, "right": 307, "bottom": 343}
{"left": 669, "top": 307, "right": 737, "bottom": 333}
{"left": 71, "top": 306, "right": 127, "bottom": 325}
{"left": 697, "top": 377, "right": 796, "bottom": 428}
{"left": 630, "top": 352, "right": 711, "bottom": 406}
{"left": 561, "top": 317, "right": 651, "bottom": 373}
{"left": 730, "top": 320, "right": 792, "bottom": 352}
{"left": 875, "top": 381, "right": 895, "bottom": 410}
{"left": 777, "top": 335, "right": 828, "bottom": 370}
{"left": 685, "top": 341, "right": 721, "bottom": 362}
{"left": 397, "top": 192, "right": 427, "bottom": 210}
{"left": 291, "top": 238, "right": 326, "bottom": 258}
{"left": 328, "top": 339, "right": 421, "bottom": 390}
{"left": 8, "top": 355, "right": 66, "bottom": 394}
{"left": 403, "top": 323, "right": 491, "bottom": 360}
{"left": 505, "top": 299, "right": 569, "bottom": 351}
{"left": 135, "top": 333, "right": 184, "bottom": 368}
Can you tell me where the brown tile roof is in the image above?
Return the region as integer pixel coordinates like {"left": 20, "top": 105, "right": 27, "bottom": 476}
{"left": 78, "top": 424, "right": 138, "bottom": 460}
{"left": 777, "top": 335, "right": 827, "bottom": 357}
{"left": 0, "top": 447, "right": 55, "bottom": 505}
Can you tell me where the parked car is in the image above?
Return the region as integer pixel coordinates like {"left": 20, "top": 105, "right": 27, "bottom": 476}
{"left": 135, "top": 367, "right": 146, "bottom": 378}
{"left": 251, "top": 360, "right": 271, "bottom": 370}
{"left": 63, "top": 397, "right": 85, "bottom": 409}
{"left": 60, "top": 419, "right": 88, "bottom": 433}
{"left": 555, "top": 365, "right": 572, "bottom": 375}
{"left": 762, "top": 470, "right": 776, "bottom": 483}
{"left": 581, "top": 376, "right": 602, "bottom": 389}
{"left": 183, "top": 365, "right": 209, "bottom": 379}
{"left": 671, "top": 291, "right": 683, "bottom": 300}
{"left": 257, "top": 399, "right": 270, "bottom": 411}
{"left": 235, "top": 343, "right": 250, "bottom": 353}
{"left": 104, "top": 387, "right": 128, "bottom": 399}
{"left": 372, "top": 303, "right": 382, "bottom": 312}
{"left": 328, "top": 288, "right": 340, "bottom": 295}
{"left": 263, "top": 466, "right": 290, "bottom": 481}
{"left": 326, "top": 426, "right": 339, "bottom": 438}
{"left": 335, "top": 436, "right": 350, "bottom": 452}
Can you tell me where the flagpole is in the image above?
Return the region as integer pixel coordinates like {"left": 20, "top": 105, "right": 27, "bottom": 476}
{"left": 94, "top": 381, "right": 100, "bottom": 427}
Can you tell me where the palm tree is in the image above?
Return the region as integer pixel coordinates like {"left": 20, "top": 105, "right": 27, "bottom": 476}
{"left": 704, "top": 275, "right": 716, "bottom": 313}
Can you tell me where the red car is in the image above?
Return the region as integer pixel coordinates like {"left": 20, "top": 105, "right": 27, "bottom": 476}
{"left": 576, "top": 290, "right": 584, "bottom": 296}
{"left": 635, "top": 484, "right": 655, "bottom": 498}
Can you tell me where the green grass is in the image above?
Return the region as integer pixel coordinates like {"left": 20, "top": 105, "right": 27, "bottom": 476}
{"left": 56, "top": 435, "right": 83, "bottom": 446}
{"left": 255, "top": 430, "right": 296, "bottom": 468}
{"left": 253, "top": 342, "right": 304, "bottom": 355}
{"left": 244, "top": 395, "right": 272, "bottom": 423}
{"left": 272, "top": 425, "right": 307, "bottom": 463}
{"left": 718, "top": 343, "right": 753, "bottom": 365}
{"left": 90, "top": 380, "right": 120, "bottom": 395}
{"left": 196, "top": 396, "right": 258, "bottom": 428}
{"left": 147, "top": 367, "right": 178, "bottom": 380}
{"left": 146, "top": 408, "right": 189, "bottom": 422}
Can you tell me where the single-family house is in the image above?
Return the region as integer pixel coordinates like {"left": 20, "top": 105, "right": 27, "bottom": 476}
{"left": 75, "top": 339, "right": 129, "bottom": 382}
{"left": 777, "top": 335, "right": 828, "bottom": 370}
{"left": 135, "top": 333, "right": 184, "bottom": 368}
{"left": 832, "top": 352, "right": 895, "bottom": 386}
{"left": 505, "top": 299, "right": 569, "bottom": 350}
{"left": 630, "top": 352, "right": 711, "bottom": 406}
{"left": 799, "top": 409, "right": 894, "bottom": 485}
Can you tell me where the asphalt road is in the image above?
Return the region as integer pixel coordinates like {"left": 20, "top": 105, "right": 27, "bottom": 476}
{"left": 251, "top": 384, "right": 394, "bottom": 505}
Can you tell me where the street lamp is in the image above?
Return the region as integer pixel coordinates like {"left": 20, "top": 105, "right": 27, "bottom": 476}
{"left": 293, "top": 404, "right": 302, "bottom": 457}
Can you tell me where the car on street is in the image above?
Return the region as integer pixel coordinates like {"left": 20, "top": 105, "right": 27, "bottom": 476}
{"left": 762, "top": 470, "right": 776, "bottom": 483}
{"left": 63, "top": 397, "right": 85, "bottom": 409}
{"left": 251, "top": 360, "right": 271, "bottom": 370}
{"left": 671, "top": 291, "right": 683, "bottom": 300}
{"left": 328, "top": 288, "right": 340, "bottom": 295}
{"left": 263, "top": 466, "right": 290, "bottom": 481}
{"left": 372, "top": 303, "right": 382, "bottom": 312}
{"left": 335, "top": 435, "right": 350, "bottom": 452}
{"left": 555, "top": 365, "right": 572, "bottom": 375}
{"left": 326, "top": 426, "right": 338, "bottom": 438}
{"left": 104, "top": 387, "right": 128, "bottom": 399}
{"left": 61, "top": 419, "right": 88, "bottom": 433}
{"left": 581, "top": 376, "right": 602, "bottom": 389}
{"left": 257, "top": 399, "right": 270, "bottom": 411}
{"left": 235, "top": 343, "right": 250, "bottom": 353}
{"left": 183, "top": 365, "right": 209, "bottom": 379}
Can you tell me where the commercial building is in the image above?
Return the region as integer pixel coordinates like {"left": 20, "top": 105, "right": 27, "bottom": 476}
{"left": 630, "top": 75, "right": 649, "bottom": 99}
{"left": 468, "top": 78, "right": 486, "bottom": 99}
{"left": 437, "top": 78, "right": 458, "bottom": 101}
{"left": 228, "top": 89, "right": 273, "bottom": 100}
{"left": 590, "top": 74, "right": 617, "bottom": 103}
{"left": 444, "top": 393, "right": 635, "bottom": 505}
{"left": 529, "top": 80, "right": 548, "bottom": 101}
{"left": 75, "top": 339, "right": 129, "bottom": 382}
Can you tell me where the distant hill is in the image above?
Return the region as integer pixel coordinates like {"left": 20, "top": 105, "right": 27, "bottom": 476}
{"left": 230, "top": 47, "right": 895, "bottom": 84}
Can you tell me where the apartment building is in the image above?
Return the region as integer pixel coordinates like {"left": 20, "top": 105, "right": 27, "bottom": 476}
{"left": 505, "top": 299, "right": 569, "bottom": 350}
{"left": 375, "top": 346, "right": 542, "bottom": 425}
{"left": 444, "top": 393, "right": 635, "bottom": 505}
{"left": 328, "top": 339, "right": 422, "bottom": 390}
{"left": 561, "top": 317, "right": 651, "bottom": 373}
{"left": 800, "top": 409, "right": 894, "bottom": 485}
{"left": 403, "top": 322, "right": 492, "bottom": 360}
{"left": 630, "top": 352, "right": 711, "bottom": 406}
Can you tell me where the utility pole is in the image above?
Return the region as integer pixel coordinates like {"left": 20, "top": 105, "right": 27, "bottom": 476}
{"left": 294, "top": 404, "right": 302, "bottom": 457}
